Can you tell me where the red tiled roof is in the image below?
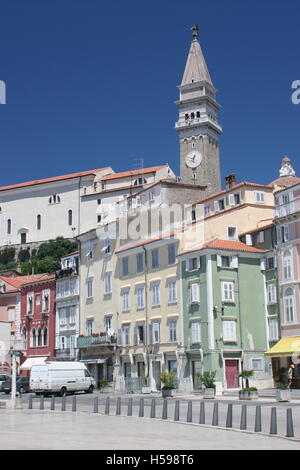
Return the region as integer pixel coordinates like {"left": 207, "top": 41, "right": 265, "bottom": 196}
{"left": 101, "top": 165, "right": 168, "bottom": 181}
{"left": 21, "top": 274, "right": 55, "bottom": 287}
{"left": 0, "top": 168, "right": 111, "bottom": 192}
{"left": 116, "top": 230, "right": 176, "bottom": 254}
{"left": 181, "top": 239, "right": 265, "bottom": 256}
{"left": 239, "top": 223, "right": 273, "bottom": 237}
{"left": 61, "top": 250, "right": 79, "bottom": 258}
{"left": 0, "top": 274, "right": 51, "bottom": 290}
{"left": 192, "top": 181, "right": 273, "bottom": 205}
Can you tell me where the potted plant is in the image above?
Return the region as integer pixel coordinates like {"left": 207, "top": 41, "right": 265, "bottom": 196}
{"left": 238, "top": 370, "right": 258, "bottom": 400}
{"left": 160, "top": 370, "right": 177, "bottom": 398}
{"left": 274, "top": 368, "right": 291, "bottom": 402}
{"left": 199, "top": 371, "right": 216, "bottom": 399}
{"left": 141, "top": 375, "right": 151, "bottom": 394}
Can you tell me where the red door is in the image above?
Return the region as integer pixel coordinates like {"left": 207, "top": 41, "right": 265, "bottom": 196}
{"left": 225, "top": 360, "right": 239, "bottom": 388}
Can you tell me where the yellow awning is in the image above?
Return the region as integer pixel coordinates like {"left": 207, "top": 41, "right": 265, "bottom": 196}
{"left": 265, "top": 337, "right": 300, "bottom": 358}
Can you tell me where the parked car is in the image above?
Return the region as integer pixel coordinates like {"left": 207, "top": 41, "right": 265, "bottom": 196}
{"left": 0, "top": 374, "right": 11, "bottom": 391}
{"left": 30, "top": 361, "right": 96, "bottom": 396}
{"left": 0, "top": 376, "right": 31, "bottom": 394}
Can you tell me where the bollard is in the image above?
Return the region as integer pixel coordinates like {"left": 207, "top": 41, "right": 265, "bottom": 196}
{"left": 226, "top": 403, "right": 233, "bottom": 428}
{"left": 72, "top": 395, "right": 76, "bottom": 412}
{"left": 116, "top": 397, "right": 121, "bottom": 415}
{"left": 270, "top": 407, "right": 277, "bottom": 435}
{"left": 50, "top": 395, "right": 55, "bottom": 411}
{"left": 28, "top": 395, "right": 33, "bottom": 410}
{"left": 127, "top": 397, "right": 133, "bottom": 416}
{"left": 212, "top": 402, "right": 219, "bottom": 426}
{"left": 174, "top": 400, "right": 180, "bottom": 422}
{"left": 61, "top": 395, "right": 66, "bottom": 412}
{"left": 105, "top": 396, "right": 110, "bottom": 415}
{"left": 150, "top": 399, "right": 156, "bottom": 418}
{"left": 138, "top": 398, "right": 144, "bottom": 418}
{"left": 39, "top": 395, "right": 44, "bottom": 410}
{"left": 93, "top": 396, "right": 98, "bottom": 413}
{"left": 199, "top": 401, "right": 205, "bottom": 424}
{"left": 240, "top": 404, "right": 247, "bottom": 430}
{"left": 162, "top": 399, "right": 168, "bottom": 420}
{"left": 286, "top": 408, "right": 294, "bottom": 438}
{"left": 187, "top": 401, "right": 192, "bottom": 423}
{"left": 254, "top": 405, "right": 262, "bottom": 432}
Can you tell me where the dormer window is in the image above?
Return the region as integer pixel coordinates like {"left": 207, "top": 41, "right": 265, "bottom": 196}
{"left": 134, "top": 178, "right": 147, "bottom": 186}
{"left": 49, "top": 194, "right": 61, "bottom": 204}
{"left": 185, "top": 113, "right": 189, "bottom": 120}
{"left": 190, "top": 112, "right": 195, "bottom": 119}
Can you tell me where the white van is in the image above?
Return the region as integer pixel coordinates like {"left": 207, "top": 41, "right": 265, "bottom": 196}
{"left": 30, "top": 361, "right": 96, "bottom": 396}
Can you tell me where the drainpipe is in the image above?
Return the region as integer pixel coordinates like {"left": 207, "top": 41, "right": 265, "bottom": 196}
{"left": 142, "top": 246, "right": 150, "bottom": 383}
{"left": 237, "top": 258, "right": 244, "bottom": 380}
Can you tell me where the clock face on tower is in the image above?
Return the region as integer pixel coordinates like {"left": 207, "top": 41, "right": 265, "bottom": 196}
{"left": 185, "top": 150, "right": 202, "bottom": 169}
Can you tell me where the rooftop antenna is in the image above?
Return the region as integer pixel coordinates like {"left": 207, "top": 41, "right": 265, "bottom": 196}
{"left": 132, "top": 157, "right": 144, "bottom": 171}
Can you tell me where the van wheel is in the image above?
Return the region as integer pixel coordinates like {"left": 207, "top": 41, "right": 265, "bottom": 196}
{"left": 60, "top": 387, "right": 67, "bottom": 397}
{"left": 85, "top": 385, "right": 94, "bottom": 394}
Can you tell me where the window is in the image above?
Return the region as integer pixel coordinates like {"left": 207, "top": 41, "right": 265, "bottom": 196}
{"left": 228, "top": 226, "right": 237, "bottom": 240}
{"left": 104, "top": 239, "right": 111, "bottom": 255}
{"left": 49, "top": 194, "right": 61, "bottom": 204}
{"left": 191, "top": 321, "right": 201, "bottom": 344}
{"left": 266, "top": 257, "right": 275, "bottom": 270}
{"left": 104, "top": 272, "right": 112, "bottom": 294}
{"left": 167, "top": 243, "right": 176, "bottom": 265}
{"left": 229, "top": 192, "right": 241, "bottom": 206}
{"left": 250, "top": 358, "right": 264, "bottom": 371}
{"left": 278, "top": 225, "right": 290, "bottom": 243}
{"left": 136, "top": 285, "right": 145, "bottom": 309}
{"left": 149, "top": 190, "right": 155, "bottom": 202}
{"left": 37, "top": 214, "right": 41, "bottom": 230}
{"left": 87, "top": 278, "right": 93, "bottom": 298}
{"left": 215, "top": 199, "right": 225, "bottom": 211}
{"left": 187, "top": 257, "right": 200, "bottom": 271}
{"left": 35, "top": 294, "right": 41, "bottom": 306}
{"left": 7, "top": 219, "right": 11, "bottom": 235}
{"left": 37, "top": 328, "right": 42, "bottom": 347}
{"left": 152, "top": 321, "right": 160, "bottom": 344}
{"left": 169, "top": 319, "right": 177, "bottom": 342}
{"left": 42, "top": 289, "right": 50, "bottom": 312}
{"left": 30, "top": 328, "right": 36, "bottom": 347}
{"left": 255, "top": 191, "right": 265, "bottom": 204}
{"left": 217, "top": 255, "right": 238, "bottom": 269}
{"left": 122, "top": 257, "right": 129, "bottom": 277}
{"left": 105, "top": 316, "right": 112, "bottom": 332}
{"left": 122, "top": 288, "right": 130, "bottom": 312}
{"left": 86, "top": 246, "right": 93, "bottom": 261}
{"left": 204, "top": 204, "right": 211, "bottom": 217}
{"left": 151, "top": 281, "right": 160, "bottom": 306}
{"left": 134, "top": 324, "right": 145, "bottom": 344}
{"left": 256, "top": 231, "right": 265, "bottom": 244}
{"left": 223, "top": 321, "right": 237, "bottom": 342}
{"left": 168, "top": 279, "right": 177, "bottom": 304}
{"left": 7, "top": 307, "right": 15, "bottom": 322}
{"left": 27, "top": 292, "right": 34, "bottom": 314}
{"left": 268, "top": 318, "right": 279, "bottom": 341}
{"left": 68, "top": 210, "right": 73, "bottom": 226}
{"left": 87, "top": 319, "right": 94, "bottom": 336}
{"left": 134, "top": 177, "right": 147, "bottom": 186}
{"left": 97, "top": 199, "right": 101, "bottom": 205}
{"left": 189, "top": 281, "right": 200, "bottom": 303}
{"left": 122, "top": 325, "right": 130, "bottom": 346}
{"left": 136, "top": 253, "right": 144, "bottom": 273}
{"left": 151, "top": 248, "right": 159, "bottom": 269}
{"left": 283, "top": 250, "right": 293, "bottom": 281}
{"left": 221, "top": 281, "right": 235, "bottom": 302}
{"left": 267, "top": 282, "right": 277, "bottom": 304}
{"left": 59, "top": 308, "right": 67, "bottom": 326}
{"left": 284, "top": 288, "right": 295, "bottom": 323}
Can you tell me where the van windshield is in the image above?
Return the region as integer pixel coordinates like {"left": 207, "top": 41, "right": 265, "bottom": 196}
{"left": 84, "top": 370, "right": 91, "bottom": 378}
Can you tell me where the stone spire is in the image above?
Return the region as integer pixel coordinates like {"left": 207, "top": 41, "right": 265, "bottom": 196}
{"left": 279, "top": 156, "right": 296, "bottom": 178}
{"left": 181, "top": 25, "right": 213, "bottom": 87}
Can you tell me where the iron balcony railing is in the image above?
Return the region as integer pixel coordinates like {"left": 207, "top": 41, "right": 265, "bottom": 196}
{"left": 274, "top": 197, "right": 300, "bottom": 219}
{"left": 77, "top": 334, "right": 116, "bottom": 348}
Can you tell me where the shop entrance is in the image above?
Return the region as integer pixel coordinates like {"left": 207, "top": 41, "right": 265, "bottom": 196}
{"left": 192, "top": 361, "right": 202, "bottom": 389}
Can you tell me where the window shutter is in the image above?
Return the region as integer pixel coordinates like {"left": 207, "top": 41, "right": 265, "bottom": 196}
{"left": 229, "top": 194, "right": 235, "bottom": 206}
{"left": 148, "top": 324, "right": 153, "bottom": 345}
{"left": 117, "top": 328, "right": 123, "bottom": 346}
{"left": 245, "top": 234, "right": 252, "bottom": 246}
{"left": 133, "top": 327, "right": 138, "bottom": 345}
{"left": 230, "top": 255, "right": 239, "bottom": 269}
{"left": 214, "top": 201, "right": 219, "bottom": 212}
{"left": 217, "top": 254, "right": 222, "bottom": 267}
{"left": 260, "top": 258, "right": 266, "bottom": 271}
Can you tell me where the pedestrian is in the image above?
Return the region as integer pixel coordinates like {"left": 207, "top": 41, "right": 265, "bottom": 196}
{"left": 288, "top": 363, "right": 295, "bottom": 389}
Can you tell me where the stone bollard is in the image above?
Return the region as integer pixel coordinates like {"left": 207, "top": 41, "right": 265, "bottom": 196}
{"left": 212, "top": 402, "right": 219, "bottom": 426}
{"left": 138, "top": 398, "right": 144, "bottom": 417}
{"left": 39, "top": 395, "right": 44, "bottom": 410}
{"left": 28, "top": 395, "right": 33, "bottom": 410}
{"left": 199, "top": 401, "right": 205, "bottom": 424}
{"left": 72, "top": 395, "right": 77, "bottom": 412}
{"left": 50, "top": 395, "right": 55, "bottom": 411}
{"left": 116, "top": 397, "right": 121, "bottom": 415}
{"left": 286, "top": 408, "right": 294, "bottom": 438}
{"left": 93, "top": 396, "right": 98, "bottom": 413}
{"left": 127, "top": 398, "right": 133, "bottom": 416}
{"left": 105, "top": 396, "right": 110, "bottom": 415}
{"left": 226, "top": 403, "right": 233, "bottom": 428}
{"left": 254, "top": 405, "right": 262, "bottom": 432}
{"left": 174, "top": 400, "right": 180, "bottom": 422}
{"left": 270, "top": 407, "right": 277, "bottom": 435}
{"left": 240, "top": 405, "right": 247, "bottom": 430}
{"left": 162, "top": 399, "right": 168, "bottom": 420}
{"left": 150, "top": 399, "right": 156, "bottom": 418}
{"left": 187, "top": 401, "right": 192, "bottom": 423}
{"left": 61, "top": 395, "right": 66, "bottom": 412}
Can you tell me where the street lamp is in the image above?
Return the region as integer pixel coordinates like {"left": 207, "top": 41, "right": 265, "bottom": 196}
{"left": 10, "top": 339, "right": 26, "bottom": 409}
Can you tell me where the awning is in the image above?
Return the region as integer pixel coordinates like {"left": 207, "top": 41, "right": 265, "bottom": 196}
{"left": 80, "top": 358, "right": 107, "bottom": 364}
{"left": 265, "top": 337, "right": 300, "bottom": 358}
{"left": 20, "top": 356, "right": 48, "bottom": 370}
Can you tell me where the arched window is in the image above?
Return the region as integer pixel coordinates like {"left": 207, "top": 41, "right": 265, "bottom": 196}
{"left": 185, "top": 113, "right": 189, "bottom": 120}
{"left": 7, "top": 219, "right": 11, "bottom": 235}
{"left": 31, "top": 328, "right": 36, "bottom": 347}
{"left": 284, "top": 287, "right": 295, "bottom": 323}
{"left": 37, "top": 327, "right": 42, "bottom": 347}
{"left": 190, "top": 112, "right": 195, "bottom": 119}
{"left": 43, "top": 327, "right": 48, "bottom": 346}
{"left": 134, "top": 178, "right": 147, "bottom": 186}
{"left": 22, "top": 326, "right": 27, "bottom": 341}
{"left": 68, "top": 209, "right": 73, "bottom": 226}
{"left": 49, "top": 194, "right": 61, "bottom": 205}
{"left": 37, "top": 214, "right": 41, "bottom": 230}
{"left": 283, "top": 250, "right": 292, "bottom": 281}
{"left": 196, "top": 111, "right": 200, "bottom": 118}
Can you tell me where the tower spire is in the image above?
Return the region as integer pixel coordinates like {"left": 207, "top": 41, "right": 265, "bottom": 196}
{"left": 181, "top": 25, "right": 213, "bottom": 88}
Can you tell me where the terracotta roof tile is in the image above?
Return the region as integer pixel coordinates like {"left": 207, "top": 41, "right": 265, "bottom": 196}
{"left": 101, "top": 165, "right": 168, "bottom": 181}
{"left": 0, "top": 274, "right": 51, "bottom": 289}
{"left": 180, "top": 239, "right": 265, "bottom": 256}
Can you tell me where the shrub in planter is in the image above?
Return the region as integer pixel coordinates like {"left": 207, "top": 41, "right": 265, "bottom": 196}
{"left": 160, "top": 370, "right": 176, "bottom": 398}
{"left": 198, "top": 371, "right": 216, "bottom": 398}
{"left": 275, "top": 382, "right": 291, "bottom": 402}
{"left": 239, "top": 387, "right": 258, "bottom": 400}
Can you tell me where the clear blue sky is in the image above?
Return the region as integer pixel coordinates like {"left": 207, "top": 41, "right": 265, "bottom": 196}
{"left": 0, "top": 0, "right": 299, "bottom": 188}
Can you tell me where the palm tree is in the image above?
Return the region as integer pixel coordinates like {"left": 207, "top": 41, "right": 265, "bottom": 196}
{"left": 238, "top": 369, "right": 254, "bottom": 389}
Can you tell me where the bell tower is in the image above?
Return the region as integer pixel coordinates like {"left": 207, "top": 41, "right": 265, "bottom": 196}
{"left": 175, "top": 25, "right": 222, "bottom": 195}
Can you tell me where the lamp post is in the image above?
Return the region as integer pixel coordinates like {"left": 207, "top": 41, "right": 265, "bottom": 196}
{"left": 10, "top": 339, "right": 25, "bottom": 409}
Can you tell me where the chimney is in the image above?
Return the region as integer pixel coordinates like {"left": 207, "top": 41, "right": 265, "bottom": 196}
{"left": 225, "top": 174, "right": 236, "bottom": 190}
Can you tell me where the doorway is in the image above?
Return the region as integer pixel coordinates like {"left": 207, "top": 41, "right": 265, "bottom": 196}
{"left": 21, "top": 232, "right": 27, "bottom": 244}
{"left": 225, "top": 360, "right": 239, "bottom": 388}
{"left": 152, "top": 361, "right": 161, "bottom": 390}
{"left": 192, "top": 360, "right": 202, "bottom": 389}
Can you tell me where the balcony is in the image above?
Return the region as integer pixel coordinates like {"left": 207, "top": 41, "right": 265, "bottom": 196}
{"left": 55, "top": 348, "right": 76, "bottom": 359}
{"left": 274, "top": 198, "right": 300, "bottom": 219}
{"left": 77, "top": 334, "right": 116, "bottom": 349}
{"left": 56, "top": 267, "right": 78, "bottom": 279}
